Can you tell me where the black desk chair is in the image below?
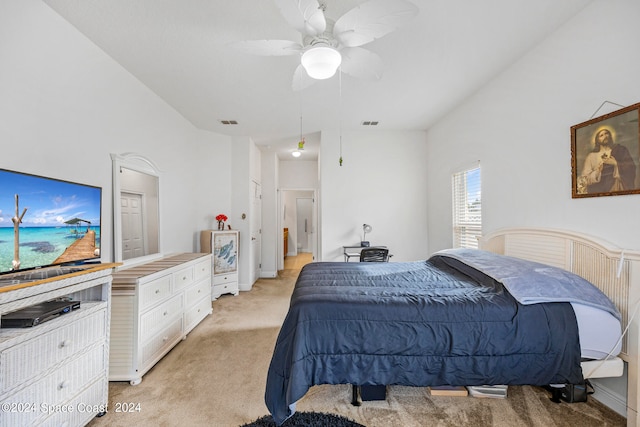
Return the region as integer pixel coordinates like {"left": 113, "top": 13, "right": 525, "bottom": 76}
{"left": 359, "top": 247, "right": 390, "bottom": 262}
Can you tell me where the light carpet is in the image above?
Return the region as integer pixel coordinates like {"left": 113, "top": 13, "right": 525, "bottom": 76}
{"left": 88, "top": 260, "right": 625, "bottom": 427}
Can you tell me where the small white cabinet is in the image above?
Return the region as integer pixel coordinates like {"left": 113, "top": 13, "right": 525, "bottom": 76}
{"left": 200, "top": 230, "right": 240, "bottom": 300}
{"left": 0, "top": 264, "right": 116, "bottom": 427}
{"left": 109, "top": 253, "right": 212, "bottom": 385}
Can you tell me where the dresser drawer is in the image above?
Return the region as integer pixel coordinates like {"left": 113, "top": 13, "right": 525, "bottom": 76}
{"left": 173, "top": 266, "right": 194, "bottom": 291}
{"left": 141, "top": 316, "right": 182, "bottom": 369}
{"left": 140, "top": 274, "right": 172, "bottom": 310}
{"left": 185, "top": 279, "right": 211, "bottom": 308}
{"left": 185, "top": 295, "right": 212, "bottom": 332}
{"left": 1, "top": 344, "right": 105, "bottom": 427}
{"left": 140, "top": 294, "right": 183, "bottom": 341}
{"left": 193, "top": 257, "right": 211, "bottom": 281}
{"left": 0, "top": 309, "right": 106, "bottom": 394}
{"left": 213, "top": 272, "right": 237, "bottom": 285}
{"left": 40, "top": 377, "right": 106, "bottom": 427}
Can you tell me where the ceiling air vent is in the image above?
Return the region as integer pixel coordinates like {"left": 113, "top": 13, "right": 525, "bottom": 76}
{"left": 219, "top": 120, "right": 238, "bottom": 125}
{"left": 361, "top": 121, "right": 379, "bottom": 126}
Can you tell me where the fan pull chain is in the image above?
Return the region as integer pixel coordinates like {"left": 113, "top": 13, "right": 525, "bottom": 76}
{"left": 339, "top": 66, "right": 343, "bottom": 166}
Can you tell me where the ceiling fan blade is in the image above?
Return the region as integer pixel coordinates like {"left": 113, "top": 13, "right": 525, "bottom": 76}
{"left": 229, "top": 39, "right": 303, "bottom": 56}
{"left": 292, "top": 64, "right": 316, "bottom": 91}
{"left": 339, "top": 47, "right": 384, "bottom": 80}
{"left": 333, "top": 0, "right": 419, "bottom": 48}
{"left": 274, "top": 0, "right": 326, "bottom": 37}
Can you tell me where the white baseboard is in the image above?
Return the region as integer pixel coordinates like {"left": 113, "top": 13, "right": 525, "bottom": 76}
{"left": 590, "top": 379, "right": 627, "bottom": 418}
{"left": 261, "top": 270, "right": 278, "bottom": 278}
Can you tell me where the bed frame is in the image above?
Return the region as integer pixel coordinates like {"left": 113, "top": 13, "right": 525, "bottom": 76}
{"left": 479, "top": 228, "right": 640, "bottom": 426}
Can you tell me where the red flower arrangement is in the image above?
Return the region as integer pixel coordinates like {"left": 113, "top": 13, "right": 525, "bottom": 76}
{"left": 216, "top": 214, "right": 228, "bottom": 230}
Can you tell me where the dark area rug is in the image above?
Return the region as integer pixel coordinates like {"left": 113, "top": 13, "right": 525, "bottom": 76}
{"left": 240, "top": 411, "right": 366, "bottom": 427}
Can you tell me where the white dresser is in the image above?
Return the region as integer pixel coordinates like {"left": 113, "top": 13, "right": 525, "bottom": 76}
{"left": 0, "top": 264, "right": 116, "bottom": 427}
{"left": 109, "top": 253, "right": 212, "bottom": 385}
{"left": 200, "top": 230, "right": 239, "bottom": 300}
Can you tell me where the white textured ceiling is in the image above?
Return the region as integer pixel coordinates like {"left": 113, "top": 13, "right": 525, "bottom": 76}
{"left": 42, "top": 0, "right": 593, "bottom": 159}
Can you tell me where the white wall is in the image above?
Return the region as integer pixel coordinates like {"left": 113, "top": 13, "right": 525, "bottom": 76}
{"left": 425, "top": 0, "right": 640, "bottom": 415}
{"left": 193, "top": 131, "right": 233, "bottom": 243}
{"left": 260, "top": 151, "right": 279, "bottom": 277}
{"left": 280, "top": 160, "right": 319, "bottom": 188}
{"left": 426, "top": 0, "right": 640, "bottom": 254}
{"left": 1, "top": 0, "right": 231, "bottom": 263}
{"left": 230, "top": 137, "right": 261, "bottom": 290}
{"left": 320, "top": 129, "right": 429, "bottom": 262}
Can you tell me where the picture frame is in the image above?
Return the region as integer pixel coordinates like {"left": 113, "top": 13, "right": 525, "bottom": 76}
{"left": 571, "top": 102, "right": 640, "bottom": 198}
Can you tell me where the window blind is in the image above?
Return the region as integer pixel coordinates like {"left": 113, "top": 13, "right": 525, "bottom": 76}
{"left": 452, "top": 166, "right": 481, "bottom": 248}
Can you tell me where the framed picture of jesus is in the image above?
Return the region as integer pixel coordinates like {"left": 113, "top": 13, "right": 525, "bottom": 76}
{"left": 571, "top": 102, "right": 640, "bottom": 198}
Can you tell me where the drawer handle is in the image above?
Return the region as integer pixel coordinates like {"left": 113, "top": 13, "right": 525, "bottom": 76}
{"left": 58, "top": 380, "right": 69, "bottom": 390}
{"left": 155, "top": 289, "right": 160, "bottom": 294}
{"left": 164, "top": 311, "right": 168, "bottom": 316}
{"left": 183, "top": 276, "right": 187, "bottom": 281}
{"left": 59, "top": 340, "right": 71, "bottom": 349}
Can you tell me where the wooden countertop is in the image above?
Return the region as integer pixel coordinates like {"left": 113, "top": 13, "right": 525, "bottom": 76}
{"left": 0, "top": 263, "right": 121, "bottom": 294}
{"left": 112, "top": 253, "right": 209, "bottom": 282}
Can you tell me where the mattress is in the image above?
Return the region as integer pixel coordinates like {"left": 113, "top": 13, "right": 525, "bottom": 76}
{"left": 572, "top": 302, "right": 623, "bottom": 360}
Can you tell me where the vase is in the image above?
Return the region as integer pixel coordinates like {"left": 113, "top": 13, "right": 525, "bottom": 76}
{"left": 217, "top": 221, "right": 224, "bottom": 230}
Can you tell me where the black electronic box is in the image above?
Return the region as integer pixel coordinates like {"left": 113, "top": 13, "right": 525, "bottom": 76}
{"left": 1, "top": 300, "right": 80, "bottom": 328}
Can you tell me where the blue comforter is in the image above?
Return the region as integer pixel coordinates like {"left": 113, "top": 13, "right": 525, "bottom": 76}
{"left": 265, "top": 252, "right": 587, "bottom": 425}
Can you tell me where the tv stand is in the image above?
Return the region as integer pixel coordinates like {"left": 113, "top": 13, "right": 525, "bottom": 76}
{"left": 0, "top": 263, "right": 118, "bottom": 427}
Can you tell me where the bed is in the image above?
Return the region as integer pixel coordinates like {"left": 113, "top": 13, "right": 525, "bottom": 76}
{"left": 264, "top": 228, "right": 640, "bottom": 426}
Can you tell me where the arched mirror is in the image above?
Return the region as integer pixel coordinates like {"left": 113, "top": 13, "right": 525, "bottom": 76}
{"left": 111, "top": 153, "right": 161, "bottom": 265}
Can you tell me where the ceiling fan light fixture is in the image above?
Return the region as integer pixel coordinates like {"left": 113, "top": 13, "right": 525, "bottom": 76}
{"left": 291, "top": 150, "right": 302, "bottom": 158}
{"left": 301, "top": 46, "right": 342, "bottom": 80}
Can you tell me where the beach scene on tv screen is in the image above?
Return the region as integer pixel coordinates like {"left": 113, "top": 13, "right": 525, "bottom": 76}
{"left": 0, "top": 169, "right": 101, "bottom": 274}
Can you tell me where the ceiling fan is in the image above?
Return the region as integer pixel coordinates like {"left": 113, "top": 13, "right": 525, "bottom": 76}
{"left": 231, "top": 0, "right": 419, "bottom": 90}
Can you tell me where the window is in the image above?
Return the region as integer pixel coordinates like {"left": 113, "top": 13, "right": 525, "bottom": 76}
{"left": 452, "top": 165, "right": 481, "bottom": 248}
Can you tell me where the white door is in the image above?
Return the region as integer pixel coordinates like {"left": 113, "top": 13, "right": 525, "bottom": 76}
{"left": 296, "top": 198, "right": 313, "bottom": 253}
{"left": 121, "top": 192, "right": 145, "bottom": 260}
{"left": 250, "top": 181, "right": 262, "bottom": 283}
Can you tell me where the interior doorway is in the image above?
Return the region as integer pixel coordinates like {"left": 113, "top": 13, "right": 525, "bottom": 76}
{"left": 280, "top": 189, "right": 317, "bottom": 269}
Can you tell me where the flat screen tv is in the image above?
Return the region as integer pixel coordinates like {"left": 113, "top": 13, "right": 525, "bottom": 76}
{"left": 0, "top": 168, "right": 102, "bottom": 276}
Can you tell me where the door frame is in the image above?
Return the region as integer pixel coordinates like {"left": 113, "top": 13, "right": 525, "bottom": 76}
{"left": 250, "top": 180, "right": 262, "bottom": 285}
{"left": 278, "top": 188, "right": 319, "bottom": 270}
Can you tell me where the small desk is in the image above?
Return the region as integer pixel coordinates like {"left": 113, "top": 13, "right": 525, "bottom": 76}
{"left": 343, "top": 245, "right": 387, "bottom": 262}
